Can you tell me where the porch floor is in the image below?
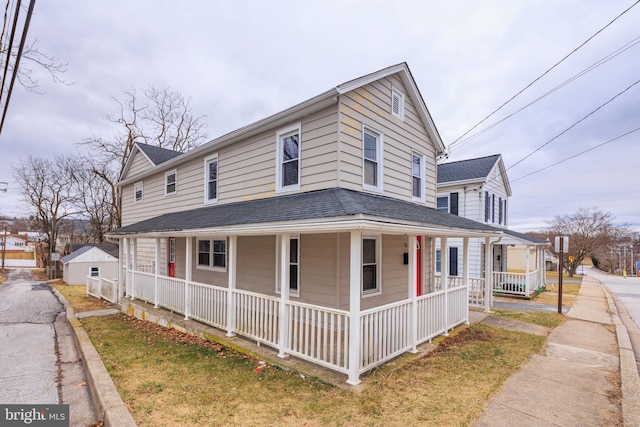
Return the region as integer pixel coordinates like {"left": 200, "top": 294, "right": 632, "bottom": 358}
{"left": 119, "top": 298, "right": 487, "bottom": 389}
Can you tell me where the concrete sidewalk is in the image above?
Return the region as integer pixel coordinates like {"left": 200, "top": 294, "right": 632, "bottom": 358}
{"left": 474, "top": 277, "right": 640, "bottom": 426}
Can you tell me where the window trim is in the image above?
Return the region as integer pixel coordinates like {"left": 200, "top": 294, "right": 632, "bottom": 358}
{"left": 362, "top": 235, "right": 382, "bottom": 297}
{"left": 203, "top": 154, "right": 219, "bottom": 204}
{"left": 411, "top": 151, "right": 425, "bottom": 202}
{"left": 196, "top": 237, "right": 227, "bottom": 272}
{"left": 90, "top": 266, "right": 100, "bottom": 277}
{"left": 362, "top": 125, "right": 384, "bottom": 192}
{"left": 391, "top": 86, "right": 405, "bottom": 121}
{"left": 164, "top": 169, "right": 177, "bottom": 196}
{"left": 134, "top": 181, "right": 144, "bottom": 203}
{"left": 276, "top": 123, "right": 302, "bottom": 193}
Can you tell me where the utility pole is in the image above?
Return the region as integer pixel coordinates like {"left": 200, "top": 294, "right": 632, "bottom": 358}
{"left": 555, "top": 236, "right": 568, "bottom": 314}
{"left": 1, "top": 225, "right": 7, "bottom": 271}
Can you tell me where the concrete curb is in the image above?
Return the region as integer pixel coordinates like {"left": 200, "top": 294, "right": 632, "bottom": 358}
{"left": 600, "top": 285, "right": 640, "bottom": 427}
{"left": 52, "top": 288, "right": 136, "bottom": 427}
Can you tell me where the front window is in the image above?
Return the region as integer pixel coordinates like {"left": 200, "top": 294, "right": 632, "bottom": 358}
{"left": 362, "top": 237, "right": 380, "bottom": 294}
{"left": 90, "top": 267, "right": 100, "bottom": 277}
{"left": 197, "top": 238, "right": 227, "bottom": 270}
{"left": 289, "top": 237, "right": 299, "bottom": 294}
{"left": 276, "top": 124, "right": 301, "bottom": 192}
{"left": 165, "top": 170, "right": 177, "bottom": 195}
{"left": 412, "top": 152, "right": 424, "bottom": 200}
{"left": 134, "top": 182, "right": 143, "bottom": 203}
{"left": 204, "top": 154, "right": 218, "bottom": 203}
{"left": 437, "top": 197, "right": 448, "bottom": 212}
{"left": 363, "top": 126, "right": 383, "bottom": 191}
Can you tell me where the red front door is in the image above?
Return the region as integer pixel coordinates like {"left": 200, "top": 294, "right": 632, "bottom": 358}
{"left": 168, "top": 237, "right": 176, "bottom": 277}
{"left": 416, "top": 236, "right": 422, "bottom": 296}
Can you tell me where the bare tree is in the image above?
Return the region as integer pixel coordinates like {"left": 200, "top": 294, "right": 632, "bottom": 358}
{"left": 70, "top": 165, "right": 115, "bottom": 243}
{"left": 12, "top": 155, "right": 80, "bottom": 267}
{"left": 81, "top": 87, "right": 207, "bottom": 228}
{"left": 547, "top": 207, "right": 617, "bottom": 277}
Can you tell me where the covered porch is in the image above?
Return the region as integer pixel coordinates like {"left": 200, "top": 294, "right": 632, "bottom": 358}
{"left": 109, "top": 188, "right": 501, "bottom": 384}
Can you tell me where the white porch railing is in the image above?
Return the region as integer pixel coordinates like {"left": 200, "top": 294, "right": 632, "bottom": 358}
{"left": 120, "top": 268, "right": 470, "bottom": 381}
{"left": 468, "top": 278, "right": 485, "bottom": 308}
{"left": 86, "top": 276, "right": 119, "bottom": 303}
{"left": 493, "top": 270, "right": 540, "bottom": 296}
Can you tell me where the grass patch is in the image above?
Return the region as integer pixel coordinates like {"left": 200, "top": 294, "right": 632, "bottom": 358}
{"left": 493, "top": 308, "right": 564, "bottom": 328}
{"left": 82, "top": 315, "right": 546, "bottom": 426}
{"left": 49, "top": 280, "right": 113, "bottom": 313}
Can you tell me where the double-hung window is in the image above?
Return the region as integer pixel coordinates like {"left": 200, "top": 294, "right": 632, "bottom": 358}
{"left": 197, "top": 238, "right": 226, "bottom": 270}
{"left": 134, "top": 182, "right": 143, "bottom": 203}
{"left": 204, "top": 154, "right": 218, "bottom": 204}
{"left": 411, "top": 151, "right": 424, "bottom": 201}
{"left": 484, "top": 191, "right": 491, "bottom": 222}
{"left": 363, "top": 126, "right": 383, "bottom": 191}
{"left": 437, "top": 196, "right": 448, "bottom": 212}
{"left": 289, "top": 237, "right": 299, "bottom": 295}
{"left": 90, "top": 267, "right": 100, "bottom": 277}
{"left": 165, "top": 170, "right": 177, "bottom": 195}
{"left": 362, "top": 236, "right": 380, "bottom": 295}
{"left": 276, "top": 124, "right": 301, "bottom": 192}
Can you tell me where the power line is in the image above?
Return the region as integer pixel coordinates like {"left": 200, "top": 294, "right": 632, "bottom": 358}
{"left": 450, "top": 34, "right": 640, "bottom": 153}
{"left": 0, "top": 0, "right": 21, "bottom": 109}
{"left": 511, "top": 127, "right": 640, "bottom": 183}
{"left": 446, "top": 0, "right": 640, "bottom": 152}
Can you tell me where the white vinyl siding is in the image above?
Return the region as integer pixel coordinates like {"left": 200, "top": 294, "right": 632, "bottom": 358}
{"left": 165, "top": 170, "right": 177, "bottom": 196}
{"left": 123, "top": 150, "right": 154, "bottom": 180}
{"left": 276, "top": 123, "right": 301, "bottom": 192}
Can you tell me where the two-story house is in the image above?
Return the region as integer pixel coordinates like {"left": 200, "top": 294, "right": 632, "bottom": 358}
{"left": 108, "top": 63, "right": 503, "bottom": 385}
{"left": 437, "top": 154, "right": 548, "bottom": 296}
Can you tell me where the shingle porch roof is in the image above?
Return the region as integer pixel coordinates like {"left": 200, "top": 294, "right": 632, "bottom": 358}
{"left": 110, "top": 188, "right": 501, "bottom": 237}
{"left": 437, "top": 154, "right": 501, "bottom": 184}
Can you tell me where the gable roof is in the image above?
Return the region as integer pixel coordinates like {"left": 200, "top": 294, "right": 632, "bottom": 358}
{"left": 437, "top": 154, "right": 512, "bottom": 196}
{"left": 110, "top": 188, "right": 501, "bottom": 237}
{"left": 502, "top": 229, "right": 550, "bottom": 246}
{"left": 65, "top": 243, "right": 120, "bottom": 259}
{"left": 120, "top": 142, "right": 183, "bottom": 181}
{"left": 118, "top": 62, "right": 445, "bottom": 186}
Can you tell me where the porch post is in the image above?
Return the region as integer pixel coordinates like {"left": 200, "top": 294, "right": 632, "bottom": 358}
{"left": 484, "top": 237, "right": 492, "bottom": 312}
{"left": 463, "top": 237, "right": 470, "bottom": 324}
{"left": 131, "top": 238, "right": 138, "bottom": 299}
{"left": 119, "top": 237, "right": 126, "bottom": 300}
{"left": 525, "top": 245, "right": 531, "bottom": 295}
{"left": 408, "top": 235, "right": 418, "bottom": 353}
{"left": 154, "top": 237, "right": 161, "bottom": 307}
{"left": 184, "top": 237, "right": 192, "bottom": 320}
{"left": 277, "top": 234, "right": 291, "bottom": 358}
{"left": 441, "top": 236, "right": 448, "bottom": 335}
{"left": 226, "top": 235, "right": 237, "bottom": 337}
{"left": 347, "top": 230, "right": 362, "bottom": 385}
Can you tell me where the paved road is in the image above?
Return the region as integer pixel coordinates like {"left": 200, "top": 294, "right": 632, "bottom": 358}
{"left": 586, "top": 266, "right": 640, "bottom": 329}
{"left": 0, "top": 269, "right": 98, "bottom": 425}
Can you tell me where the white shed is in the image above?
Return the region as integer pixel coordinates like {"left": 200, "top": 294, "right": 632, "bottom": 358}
{"left": 61, "top": 245, "right": 119, "bottom": 285}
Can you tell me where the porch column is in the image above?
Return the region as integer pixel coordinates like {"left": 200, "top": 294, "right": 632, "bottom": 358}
{"left": 525, "top": 245, "right": 531, "bottom": 295}
{"left": 119, "top": 237, "right": 126, "bottom": 300}
{"left": 484, "top": 237, "right": 492, "bottom": 312}
{"left": 131, "top": 238, "right": 138, "bottom": 299}
{"left": 347, "top": 230, "right": 362, "bottom": 386}
{"left": 463, "top": 237, "right": 470, "bottom": 324}
{"left": 226, "top": 235, "right": 237, "bottom": 337}
{"left": 154, "top": 237, "right": 161, "bottom": 307}
{"left": 408, "top": 235, "right": 418, "bottom": 353}
{"left": 185, "top": 237, "right": 193, "bottom": 320}
{"left": 277, "top": 234, "right": 291, "bottom": 357}
{"left": 441, "top": 236, "right": 448, "bottom": 335}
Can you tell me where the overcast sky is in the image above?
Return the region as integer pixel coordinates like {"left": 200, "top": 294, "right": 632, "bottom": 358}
{"left": 0, "top": 0, "right": 638, "bottom": 232}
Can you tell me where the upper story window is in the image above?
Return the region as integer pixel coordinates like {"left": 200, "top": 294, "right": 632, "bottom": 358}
{"left": 165, "top": 170, "right": 177, "bottom": 196}
{"left": 437, "top": 193, "right": 458, "bottom": 215}
{"left": 197, "top": 238, "right": 226, "bottom": 271}
{"left": 391, "top": 87, "right": 405, "bottom": 120}
{"left": 484, "top": 191, "right": 491, "bottom": 222}
{"left": 412, "top": 152, "right": 425, "bottom": 201}
{"left": 362, "top": 125, "right": 384, "bottom": 192}
{"left": 503, "top": 199, "right": 508, "bottom": 226}
{"left": 204, "top": 154, "right": 218, "bottom": 204}
{"left": 276, "top": 123, "right": 301, "bottom": 192}
{"left": 362, "top": 236, "right": 381, "bottom": 296}
{"left": 134, "top": 181, "right": 143, "bottom": 203}
{"left": 498, "top": 197, "right": 503, "bottom": 224}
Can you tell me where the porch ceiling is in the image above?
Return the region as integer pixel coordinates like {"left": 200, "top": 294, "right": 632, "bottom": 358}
{"left": 108, "top": 188, "right": 503, "bottom": 239}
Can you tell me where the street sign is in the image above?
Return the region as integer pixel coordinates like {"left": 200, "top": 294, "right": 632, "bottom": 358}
{"left": 554, "top": 236, "right": 569, "bottom": 252}
{"left": 51, "top": 253, "right": 60, "bottom": 261}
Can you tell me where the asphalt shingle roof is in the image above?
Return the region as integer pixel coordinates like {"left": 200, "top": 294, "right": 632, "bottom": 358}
{"left": 503, "top": 229, "right": 549, "bottom": 245}
{"left": 437, "top": 154, "right": 501, "bottom": 184}
{"left": 112, "top": 188, "right": 501, "bottom": 235}
{"left": 136, "top": 142, "right": 183, "bottom": 165}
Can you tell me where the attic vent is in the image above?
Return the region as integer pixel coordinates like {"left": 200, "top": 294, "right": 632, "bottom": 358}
{"left": 391, "top": 87, "right": 405, "bottom": 120}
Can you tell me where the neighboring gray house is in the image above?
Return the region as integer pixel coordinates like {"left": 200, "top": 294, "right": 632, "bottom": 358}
{"left": 61, "top": 244, "right": 119, "bottom": 285}
{"left": 437, "top": 154, "right": 549, "bottom": 295}
{"left": 107, "top": 63, "right": 504, "bottom": 385}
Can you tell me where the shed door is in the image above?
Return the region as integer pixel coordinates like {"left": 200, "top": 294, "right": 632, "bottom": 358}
{"left": 168, "top": 237, "right": 176, "bottom": 277}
